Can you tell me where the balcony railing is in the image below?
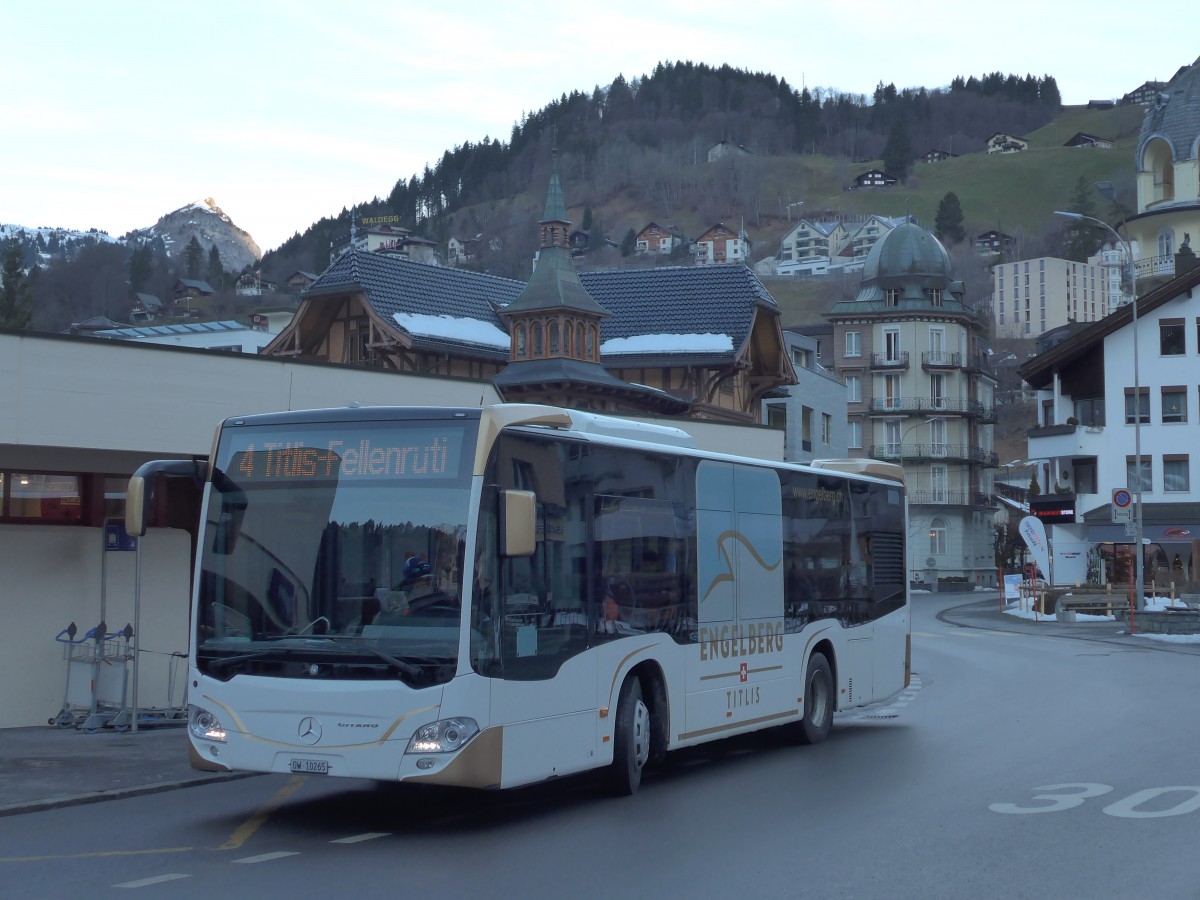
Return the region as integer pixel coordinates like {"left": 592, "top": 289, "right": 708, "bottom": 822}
{"left": 869, "top": 397, "right": 996, "bottom": 418}
{"left": 907, "top": 490, "right": 998, "bottom": 507}
{"left": 868, "top": 444, "right": 999, "bottom": 466}
{"left": 921, "top": 351, "right": 962, "bottom": 369}
{"left": 870, "top": 351, "right": 910, "bottom": 370}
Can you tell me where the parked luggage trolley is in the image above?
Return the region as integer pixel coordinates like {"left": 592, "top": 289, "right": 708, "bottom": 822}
{"left": 50, "top": 622, "right": 133, "bottom": 732}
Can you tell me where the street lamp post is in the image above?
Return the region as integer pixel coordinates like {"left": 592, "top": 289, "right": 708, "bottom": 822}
{"left": 1054, "top": 210, "right": 1143, "bottom": 608}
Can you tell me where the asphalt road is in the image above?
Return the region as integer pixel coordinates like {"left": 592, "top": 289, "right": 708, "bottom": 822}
{"left": 3, "top": 593, "right": 1199, "bottom": 899}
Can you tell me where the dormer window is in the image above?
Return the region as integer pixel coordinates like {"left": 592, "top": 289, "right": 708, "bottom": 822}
{"left": 884, "top": 289, "right": 900, "bottom": 307}
{"left": 929, "top": 289, "right": 943, "bottom": 307}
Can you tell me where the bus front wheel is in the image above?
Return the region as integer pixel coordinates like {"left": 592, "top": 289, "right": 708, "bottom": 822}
{"left": 607, "top": 675, "right": 650, "bottom": 795}
{"left": 797, "top": 652, "right": 833, "bottom": 745}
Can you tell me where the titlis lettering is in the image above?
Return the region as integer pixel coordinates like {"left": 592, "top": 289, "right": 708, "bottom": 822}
{"left": 698, "top": 622, "right": 784, "bottom": 660}
{"left": 727, "top": 686, "right": 761, "bottom": 710}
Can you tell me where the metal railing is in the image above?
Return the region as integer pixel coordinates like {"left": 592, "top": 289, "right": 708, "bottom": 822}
{"left": 869, "top": 397, "right": 996, "bottom": 418}
{"left": 870, "top": 351, "right": 909, "bottom": 369}
{"left": 921, "top": 351, "right": 962, "bottom": 369}
{"left": 868, "top": 444, "right": 999, "bottom": 466}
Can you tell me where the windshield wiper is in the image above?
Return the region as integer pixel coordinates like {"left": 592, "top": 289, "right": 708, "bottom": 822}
{"left": 358, "top": 645, "right": 423, "bottom": 680}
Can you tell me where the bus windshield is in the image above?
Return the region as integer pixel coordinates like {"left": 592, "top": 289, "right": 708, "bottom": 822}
{"left": 195, "top": 416, "right": 476, "bottom": 686}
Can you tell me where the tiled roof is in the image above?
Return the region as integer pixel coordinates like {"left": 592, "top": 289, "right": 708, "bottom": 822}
{"left": 305, "top": 253, "right": 775, "bottom": 365}
{"left": 307, "top": 250, "right": 524, "bottom": 322}
{"left": 580, "top": 264, "right": 773, "bottom": 359}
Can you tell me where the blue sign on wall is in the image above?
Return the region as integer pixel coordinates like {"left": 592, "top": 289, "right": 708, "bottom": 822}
{"left": 104, "top": 523, "right": 138, "bottom": 552}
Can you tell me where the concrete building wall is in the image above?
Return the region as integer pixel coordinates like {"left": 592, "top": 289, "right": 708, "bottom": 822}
{"left": 0, "top": 331, "right": 780, "bottom": 727}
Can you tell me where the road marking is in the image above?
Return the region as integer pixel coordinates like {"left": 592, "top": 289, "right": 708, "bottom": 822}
{"left": 0, "top": 847, "right": 192, "bottom": 863}
{"left": 218, "top": 775, "right": 308, "bottom": 850}
{"left": 233, "top": 851, "right": 301, "bottom": 864}
{"left": 114, "top": 873, "right": 192, "bottom": 888}
{"left": 332, "top": 832, "right": 390, "bottom": 844}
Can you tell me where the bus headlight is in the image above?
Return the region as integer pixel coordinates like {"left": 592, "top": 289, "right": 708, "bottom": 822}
{"left": 406, "top": 718, "right": 478, "bottom": 753}
{"left": 189, "top": 705, "right": 227, "bottom": 743}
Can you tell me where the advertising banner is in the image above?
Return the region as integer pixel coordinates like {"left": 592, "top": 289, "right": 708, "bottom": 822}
{"left": 1019, "top": 515, "right": 1050, "bottom": 582}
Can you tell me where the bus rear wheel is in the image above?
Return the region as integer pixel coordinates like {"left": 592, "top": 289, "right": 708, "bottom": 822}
{"left": 797, "top": 652, "right": 833, "bottom": 745}
{"left": 606, "top": 675, "right": 650, "bottom": 795}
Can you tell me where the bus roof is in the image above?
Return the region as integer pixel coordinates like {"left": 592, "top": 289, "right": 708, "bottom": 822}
{"left": 810, "top": 458, "right": 906, "bottom": 486}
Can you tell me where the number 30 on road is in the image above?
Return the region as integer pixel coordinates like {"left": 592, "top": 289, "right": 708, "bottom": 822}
{"left": 990, "top": 783, "right": 1200, "bottom": 818}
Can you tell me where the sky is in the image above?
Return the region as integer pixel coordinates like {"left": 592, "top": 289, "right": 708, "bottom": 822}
{"left": 5, "top": 1, "right": 1198, "bottom": 254}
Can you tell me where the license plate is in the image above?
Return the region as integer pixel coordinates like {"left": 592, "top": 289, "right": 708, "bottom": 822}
{"left": 290, "top": 758, "right": 329, "bottom": 774}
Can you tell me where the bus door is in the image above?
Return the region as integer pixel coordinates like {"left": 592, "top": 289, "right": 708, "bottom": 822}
{"left": 477, "top": 435, "right": 597, "bottom": 785}
{"left": 685, "top": 461, "right": 788, "bottom": 740}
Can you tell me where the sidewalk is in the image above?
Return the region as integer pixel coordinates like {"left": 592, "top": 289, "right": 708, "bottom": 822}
{"left": 0, "top": 724, "right": 255, "bottom": 817}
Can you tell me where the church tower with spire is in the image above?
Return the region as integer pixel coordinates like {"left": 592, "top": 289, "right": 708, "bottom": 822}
{"left": 493, "top": 147, "right": 688, "bottom": 414}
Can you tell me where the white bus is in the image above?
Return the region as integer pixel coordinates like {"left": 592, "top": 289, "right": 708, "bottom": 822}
{"left": 129, "top": 403, "right": 910, "bottom": 795}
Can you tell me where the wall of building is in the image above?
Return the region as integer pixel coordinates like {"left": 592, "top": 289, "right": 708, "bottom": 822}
{"left": 0, "top": 331, "right": 781, "bottom": 728}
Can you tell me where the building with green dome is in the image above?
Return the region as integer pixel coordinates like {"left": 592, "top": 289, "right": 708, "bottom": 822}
{"left": 827, "top": 221, "right": 999, "bottom": 586}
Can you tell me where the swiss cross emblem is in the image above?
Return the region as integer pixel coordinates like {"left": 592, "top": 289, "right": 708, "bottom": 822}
{"left": 739, "top": 663, "right": 748, "bottom": 683}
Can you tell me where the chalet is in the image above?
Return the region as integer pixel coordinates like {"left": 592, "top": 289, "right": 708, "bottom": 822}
{"left": 172, "top": 279, "right": 214, "bottom": 303}
{"left": 1122, "top": 81, "right": 1166, "bottom": 106}
{"left": 1063, "top": 132, "right": 1114, "bottom": 149}
{"left": 974, "top": 230, "right": 1016, "bottom": 256}
{"left": 235, "top": 272, "right": 278, "bottom": 296}
{"left": 285, "top": 270, "right": 319, "bottom": 291}
{"left": 250, "top": 308, "right": 296, "bottom": 333}
{"left": 130, "top": 293, "right": 163, "bottom": 323}
{"left": 447, "top": 235, "right": 480, "bottom": 266}
{"left": 922, "top": 149, "right": 956, "bottom": 163}
{"left": 850, "top": 169, "right": 898, "bottom": 189}
{"left": 1087, "top": 99, "right": 1116, "bottom": 110}
{"left": 692, "top": 223, "right": 748, "bottom": 265}
{"left": 706, "top": 141, "right": 750, "bottom": 163}
{"left": 264, "top": 157, "right": 793, "bottom": 424}
{"left": 986, "top": 132, "right": 1029, "bottom": 154}
{"left": 635, "top": 222, "right": 686, "bottom": 255}
{"left": 569, "top": 229, "right": 590, "bottom": 256}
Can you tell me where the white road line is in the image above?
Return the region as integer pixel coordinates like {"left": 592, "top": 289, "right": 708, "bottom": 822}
{"left": 115, "top": 874, "right": 192, "bottom": 888}
{"left": 332, "top": 832, "right": 391, "bottom": 844}
{"left": 233, "top": 851, "right": 301, "bottom": 864}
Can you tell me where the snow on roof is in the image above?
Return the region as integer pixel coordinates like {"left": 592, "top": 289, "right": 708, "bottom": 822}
{"left": 393, "top": 312, "right": 510, "bottom": 348}
{"left": 601, "top": 333, "right": 734, "bottom": 355}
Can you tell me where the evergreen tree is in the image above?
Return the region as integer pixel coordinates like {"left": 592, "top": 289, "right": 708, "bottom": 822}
{"left": 620, "top": 228, "right": 637, "bottom": 257}
{"left": 206, "top": 245, "right": 223, "bottom": 289}
{"left": 581, "top": 205, "right": 593, "bottom": 231}
{"left": 587, "top": 217, "right": 605, "bottom": 252}
{"left": 185, "top": 236, "right": 203, "bottom": 279}
{"left": 0, "top": 238, "right": 34, "bottom": 329}
{"left": 881, "top": 118, "right": 913, "bottom": 181}
{"left": 934, "top": 192, "right": 966, "bottom": 244}
{"left": 129, "top": 244, "right": 153, "bottom": 294}
{"left": 1061, "top": 176, "right": 1107, "bottom": 262}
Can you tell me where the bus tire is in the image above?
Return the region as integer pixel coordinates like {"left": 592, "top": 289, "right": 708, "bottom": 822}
{"left": 797, "top": 652, "right": 833, "bottom": 745}
{"left": 607, "top": 675, "right": 650, "bottom": 795}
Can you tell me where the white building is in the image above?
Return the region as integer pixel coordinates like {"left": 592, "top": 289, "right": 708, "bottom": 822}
{"left": 762, "top": 331, "right": 849, "bottom": 463}
{"left": 993, "top": 250, "right": 1128, "bottom": 339}
{"left": 1019, "top": 253, "right": 1200, "bottom": 587}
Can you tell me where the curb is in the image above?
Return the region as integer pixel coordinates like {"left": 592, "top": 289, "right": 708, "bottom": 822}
{"left": 0, "top": 771, "right": 261, "bottom": 818}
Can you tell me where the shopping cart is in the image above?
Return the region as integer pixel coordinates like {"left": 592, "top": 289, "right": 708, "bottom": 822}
{"left": 49, "top": 622, "right": 133, "bottom": 732}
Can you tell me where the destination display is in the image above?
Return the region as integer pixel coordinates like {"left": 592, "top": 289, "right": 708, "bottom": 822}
{"left": 218, "top": 423, "right": 468, "bottom": 484}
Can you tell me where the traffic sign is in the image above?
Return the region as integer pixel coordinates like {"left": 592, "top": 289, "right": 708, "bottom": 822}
{"left": 1112, "top": 488, "right": 1132, "bottom": 523}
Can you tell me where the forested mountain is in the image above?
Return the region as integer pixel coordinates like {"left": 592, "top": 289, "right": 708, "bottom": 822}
{"left": 8, "top": 63, "right": 1092, "bottom": 331}
{"left": 261, "top": 63, "right": 1066, "bottom": 280}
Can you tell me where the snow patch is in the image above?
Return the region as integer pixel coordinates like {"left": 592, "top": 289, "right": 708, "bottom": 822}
{"left": 393, "top": 312, "right": 510, "bottom": 348}
{"left": 602, "top": 333, "right": 734, "bottom": 354}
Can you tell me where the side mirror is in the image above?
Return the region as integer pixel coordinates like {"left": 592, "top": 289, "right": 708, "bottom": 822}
{"left": 126, "top": 459, "right": 205, "bottom": 536}
{"left": 499, "top": 489, "right": 537, "bottom": 557}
